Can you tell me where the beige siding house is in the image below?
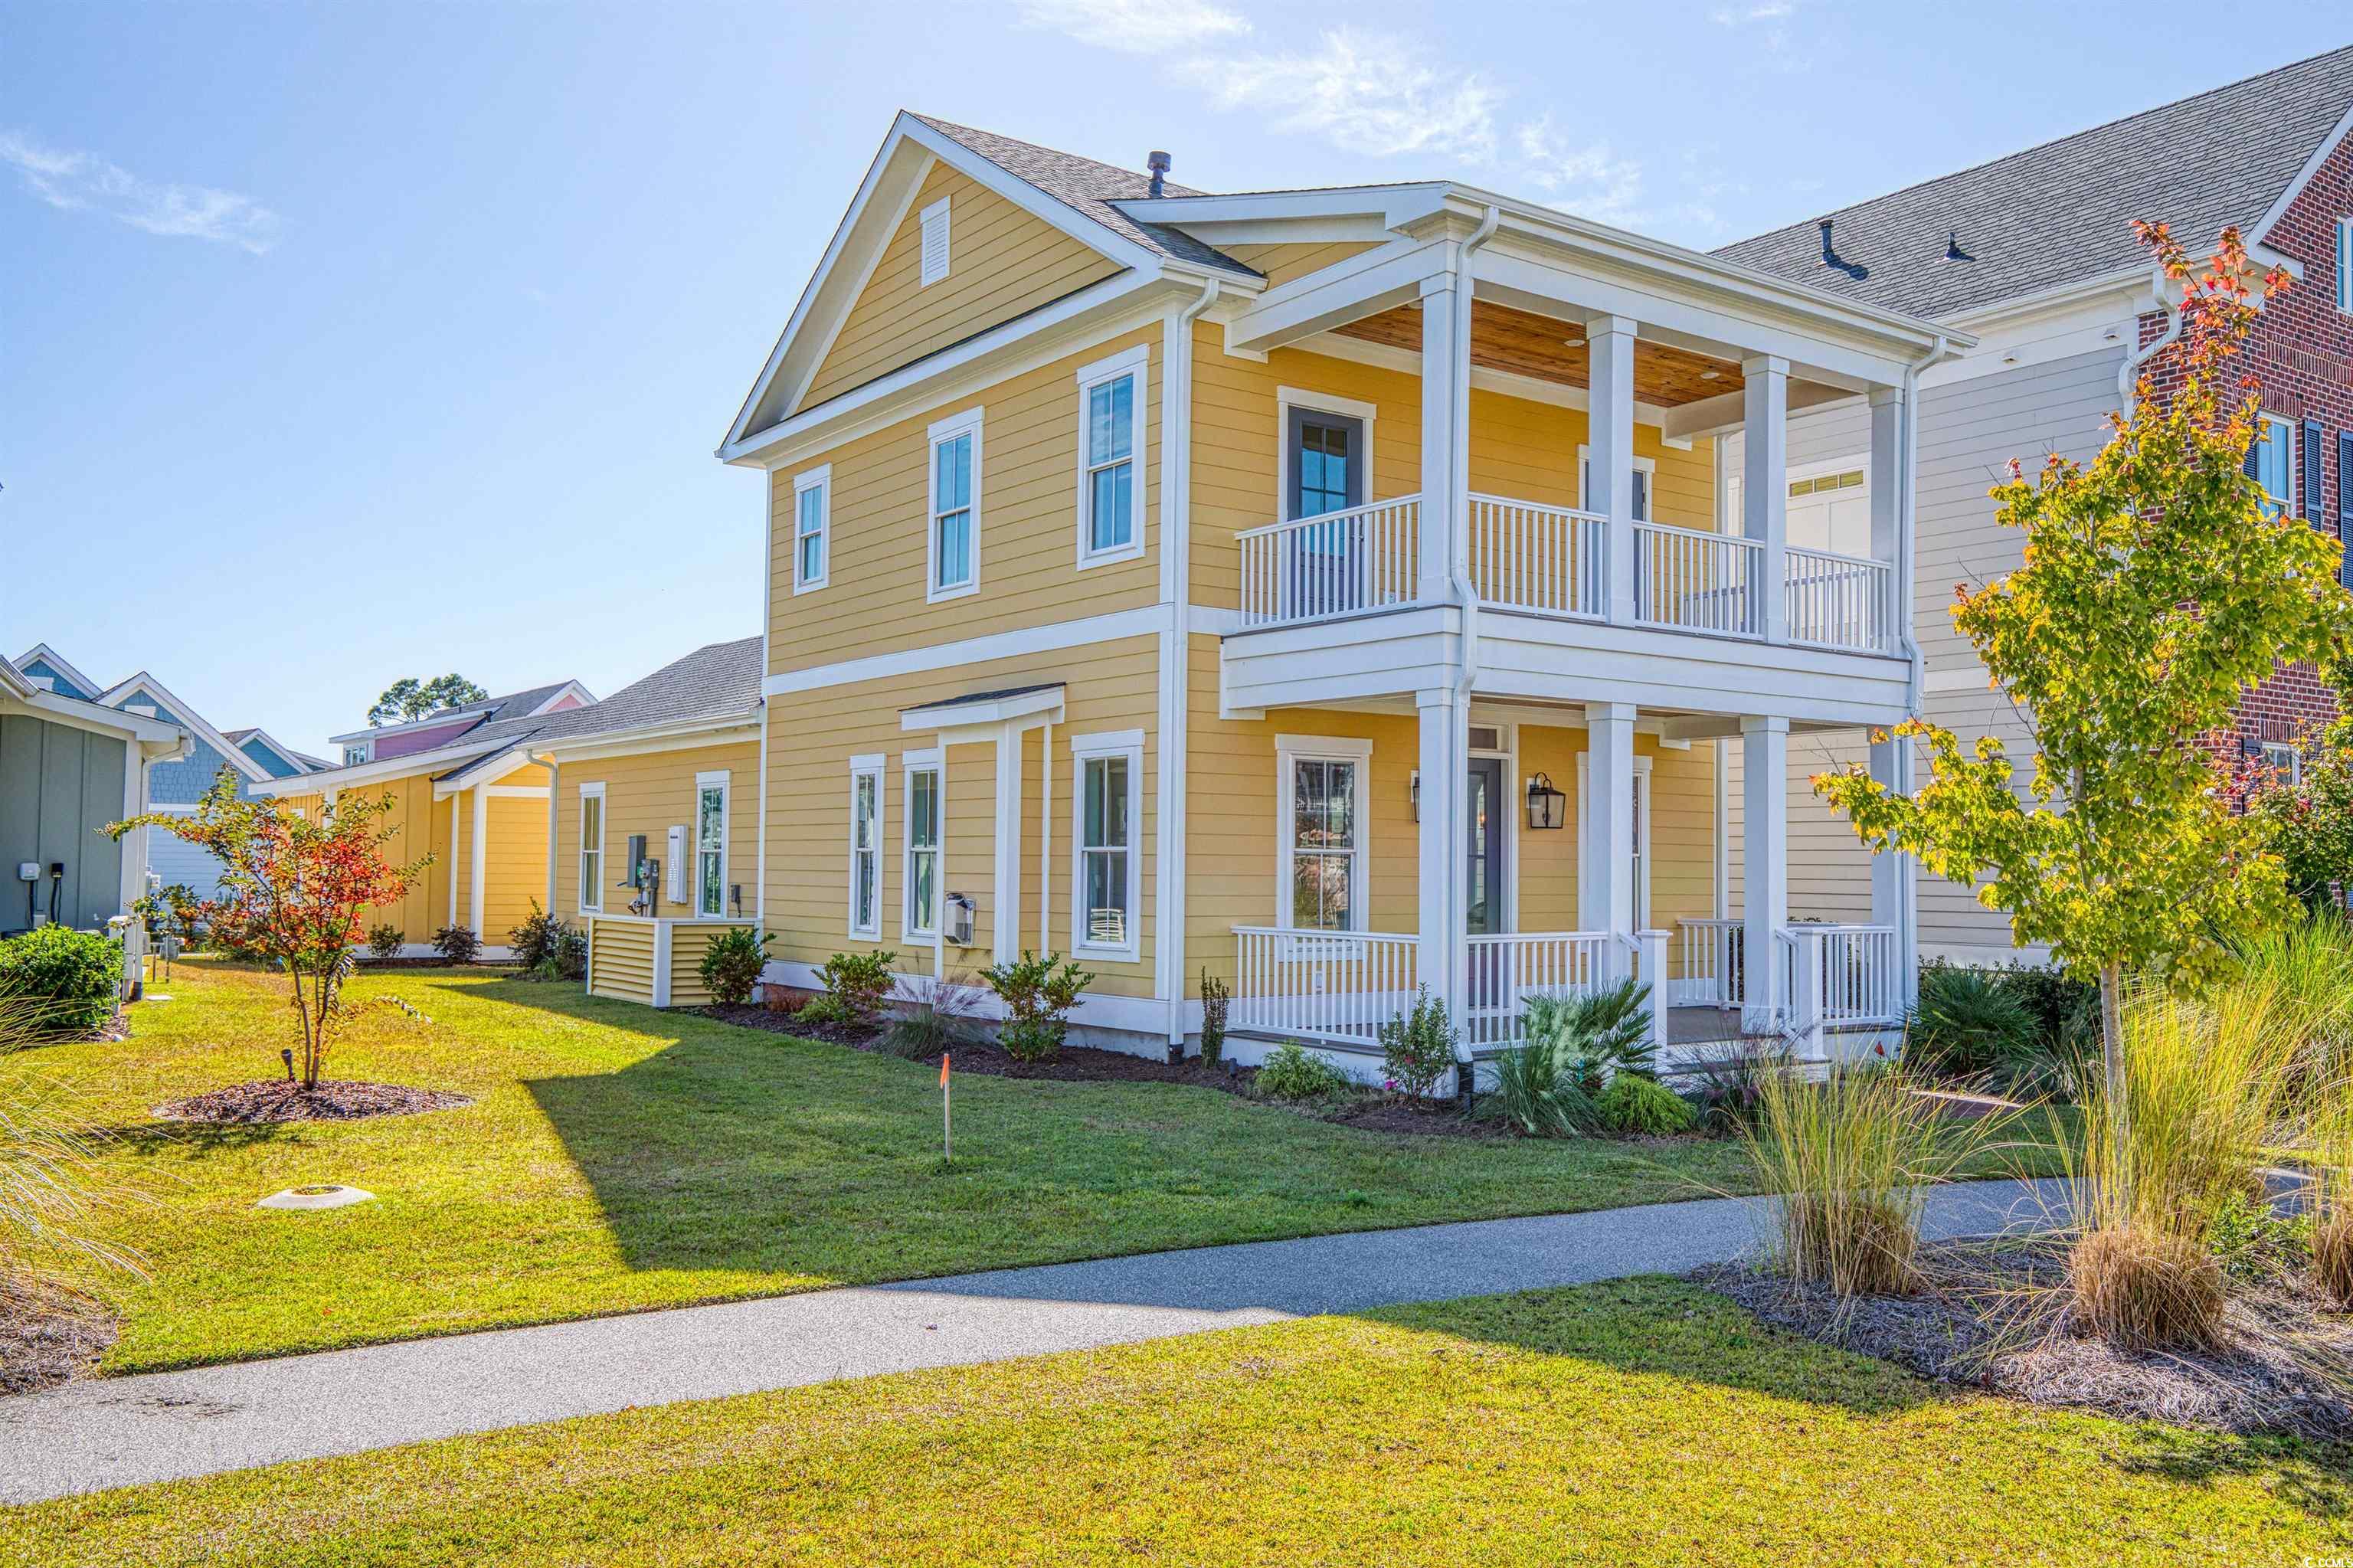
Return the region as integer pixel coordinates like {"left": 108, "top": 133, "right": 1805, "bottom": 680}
{"left": 720, "top": 113, "right": 1968, "bottom": 1082}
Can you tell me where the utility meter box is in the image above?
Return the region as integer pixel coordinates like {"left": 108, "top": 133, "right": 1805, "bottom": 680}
{"left": 666, "top": 825, "right": 690, "bottom": 906}
{"left": 944, "top": 893, "right": 975, "bottom": 947}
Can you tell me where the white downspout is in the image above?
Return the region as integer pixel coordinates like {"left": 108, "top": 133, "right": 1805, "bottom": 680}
{"left": 1157, "top": 275, "right": 1220, "bottom": 1052}
{"left": 1448, "top": 207, "right": 1502, "bottom": 712}
{"left": 1894, "top": 331, "right": 1946, "bottom": 1013}
{"left": 2116, "top": 295, "right": 2180, "bottom": 417}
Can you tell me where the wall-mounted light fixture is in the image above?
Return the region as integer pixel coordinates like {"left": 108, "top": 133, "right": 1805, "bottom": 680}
{"left": 1526, "top": 773, "right": 1567, "bottom": 831}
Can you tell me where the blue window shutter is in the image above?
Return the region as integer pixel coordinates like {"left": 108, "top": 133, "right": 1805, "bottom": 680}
{"left": 2245, "top": 432, "right": 2263, "bottom": 482}
{"left": 2302, "top": 420, "right": 2325, "bottom": 525}
{"left": 2338, "top": 430, "right": 2353, "bottom": 589}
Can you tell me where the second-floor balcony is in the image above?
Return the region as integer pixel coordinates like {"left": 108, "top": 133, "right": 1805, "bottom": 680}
{"left": 1235, "top": 493, "right": 1898, "bottom": 653}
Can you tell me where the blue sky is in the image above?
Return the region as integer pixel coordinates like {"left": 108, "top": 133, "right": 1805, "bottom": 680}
{"left": 5, "top": 2, "right": 2330, "bottom": 754}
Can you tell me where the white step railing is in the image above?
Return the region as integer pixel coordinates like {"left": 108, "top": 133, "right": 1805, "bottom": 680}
{"left": 1230, "top": 926, "right": 1419, "bottom": 1046}
{"left": 1634, "top": 520, "right": 1760, "bottom": 637}
{"left": 1785, "top": 547, "right": 1895, "bottom": 652}
{"left": 1467, "top": 493, "right": 1605, "bottom": 619}
{"left": 1235, "top": 496, "right": 1422, "bottom": 628}
{"left": 1464, "top": 930, "right": 1616, "bottom": 1046}
{"left": 1672, "top": 918, "right": 1744, "bottom": 1008}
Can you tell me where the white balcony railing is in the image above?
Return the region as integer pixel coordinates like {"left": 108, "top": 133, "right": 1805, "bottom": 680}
{"left": 1468, "top": 493, "right": 1605, "bottom": 620}
{"left": 1785, "top": 548, "right": 1896, "bottom": 652}
{"left": 1236, "top": 496, "right": 1421, "bottom": 628}
{"left": 1464, "top": 929, "right": 1616, "bottom": 1045}
{"left": 1632, "top": 519, "right": 1761, "bottom": 637}
{"left": 1230, "top": 926, "right": 1419, "bottom": 1046}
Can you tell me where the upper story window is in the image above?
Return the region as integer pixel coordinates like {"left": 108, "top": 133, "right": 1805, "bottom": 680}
{"left": 694, "top": 771, "right": 729, "bottom": 918}
{"left": 2251, "top": 414, "right": 2296, "bottom": 519}
{"left": 1577, "top": 447, "right": 1654, "bottom": 522}
{"left": 2337, "top": 218, "right": 2352, "bottom": 315}
{"left": 1075, "top": 345, "right": 1147, "bottom": 568}
{"left": 578, "top": 784, "right": 605, "bottom": 913}
{"left": 343, "top": 741, "right": 372, "bottom": 767}
{"left": 919, "top": 197, "right": 951, "bottom": 286}
{"left": 928, "top": 408, "right": 982, "bottom": 602}
{"left": 793, "top": 465, "right": 830, "bottom": 594}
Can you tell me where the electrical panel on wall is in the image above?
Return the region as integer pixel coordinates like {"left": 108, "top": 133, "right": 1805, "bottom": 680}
{"left": 665, "top": 826, "right": 689, "bottom": 906}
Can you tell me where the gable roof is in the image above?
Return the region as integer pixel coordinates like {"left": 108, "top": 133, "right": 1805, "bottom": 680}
{"left": 1713, "top": 46, "right": 2353, "bottom": 319}
{"left": 223, "top": 727, "right": 328, "bottom": 775}
{"left": 326, "top": 679, "right": 594, "bottom": 746}
{"left": 96, "top": 672, "right": 271, "bottom": 784}
{"left": 10, "top": 643, "right": 104, "bottom": 702}
{"left": 436, "top": 637, "right": 764, "bottom": 784}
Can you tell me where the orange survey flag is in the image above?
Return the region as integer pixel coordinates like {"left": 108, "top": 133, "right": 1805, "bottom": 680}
{"left": 940, "top": 1052, "right": 951, "bottom": 1086}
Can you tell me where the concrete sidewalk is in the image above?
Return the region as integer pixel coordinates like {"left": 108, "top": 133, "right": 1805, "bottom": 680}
{"left": 0, "top": 1178, "right": 2066, "bottom": 1505}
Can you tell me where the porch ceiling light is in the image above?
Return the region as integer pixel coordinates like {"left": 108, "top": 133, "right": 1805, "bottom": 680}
{"left": 1526, "top": 772, "right": 1567, "bottom": 831}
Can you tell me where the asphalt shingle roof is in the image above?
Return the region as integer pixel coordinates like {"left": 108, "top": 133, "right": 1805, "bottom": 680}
{"left": 434, "top": 637, "right": 763, "bottom": 784}
{"left": 911, "top": 114, "right": 1261, "bottom": 280}
{"left": 1712, "top": 47, "right": 2353, "bottom": 319}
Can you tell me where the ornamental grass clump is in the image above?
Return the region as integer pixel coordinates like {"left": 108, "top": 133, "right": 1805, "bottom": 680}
{"left": 0, "top": 991, "right": 142, "bottom": 1302}
{"left": 2303, "top": 1066, "right": 2353, "bottom": 1309}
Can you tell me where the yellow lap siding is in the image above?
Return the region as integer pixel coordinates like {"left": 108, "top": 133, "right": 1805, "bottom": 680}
{"left": 552, "top": 739, "right": 761, "bottom": 922}
{"left": 764, "top": 638, "right": 1160, "bottom": 998}
{"left": 771, "top": 323, "right": 1163, "bottom": 676}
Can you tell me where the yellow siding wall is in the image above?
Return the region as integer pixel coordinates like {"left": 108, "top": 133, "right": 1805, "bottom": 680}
{"left": 764, "top": 637, "right": 1160, "bottom": 997}
{"left": 481, "top": 794, "right": 550, "bottom": 941}
{"left": 771, "top": 323, "right": 1162, "bottom": 676}
{"left": 587, "top": 916, "right": 656, "bottom": 1003}
{"left": 275, "top": 771, "right": 453, "bottom": 944}
{"left": 800, "top": 161, "right": 1124, "bottom": 408}
{"left": 552, "top": 740, "right": 761, "bottom": 921}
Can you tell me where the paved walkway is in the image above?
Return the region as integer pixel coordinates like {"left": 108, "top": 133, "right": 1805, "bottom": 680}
{"left": 0, "top": 1178, "right": 2067, "bottom": 1505}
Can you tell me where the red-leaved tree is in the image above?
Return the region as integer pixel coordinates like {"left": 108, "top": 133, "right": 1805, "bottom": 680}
{"left": 113, "top": 771, "right": 426, "bottom": 1088}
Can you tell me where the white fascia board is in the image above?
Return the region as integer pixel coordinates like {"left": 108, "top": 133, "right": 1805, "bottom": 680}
{"left": 95, "top": 672, "right": 270, "bottom": 784}
{"left": 248, "top": 738, "right": 506, "bottom": 798}
{"left": 1110, "top": 184, "right": 1451, "bottom": 233}
{"left": 899, "top": 685, "right": 1066, "bottom": 733}
{"left": 764, "top": 604, "right": 1171, "bottom": 698}
{"left": 2248, "top": 97, "right": 2353, "bottom": 253}
{"left": 529, "top": 712, "right": 761, "bottom": 764}
{"left": 1936, "top": 265, "right": 2161, "bottom": 337}
{"left": 11, "top": 643, "right": 104, "bottom": 701}
{"left": 0, "top": 660, "right": 31, "bottom": 702}
{"left": 1222, "top": 235, "right": 1452, "bottom": 356}
{"left": 528, "top": 681, "right": 597, "bottom": 715}
{"left": 2, "top": 690, "right": 187, "bottom": 747}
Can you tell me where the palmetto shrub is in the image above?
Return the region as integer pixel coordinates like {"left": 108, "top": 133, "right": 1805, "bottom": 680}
{"left": 1907, "top": 964, "right": 2036, "bottom": 1081}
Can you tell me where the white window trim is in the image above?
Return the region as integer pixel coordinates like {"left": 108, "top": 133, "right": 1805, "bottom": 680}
{"left": 792, "top": 463, "right": 831, "bottom": 595}
{"left": 1068, "top": 728, "right": 1145, "bottom": 960}
{"left": 2336, "top": 218, "right": 2352, "bottom": 316}
{"left": 577, "top": 781, "right": 606, "bottom": 915}
{"left": 1576, "top": 444, "right": 1658, "bottom": 521}
{"left": 692, "top": 770, "right": 731, "bottom": 919}
{"left": 2263, "top": 741, "right": 2304, "bottom": 787}
{"left": 926, "top": 408, "right": 983, "bottom": 604}
{"left": 1274, "top": 733, "right": 1373, "bottom": 931}
{"left": 848, "top": 753, "right": 885, "bottom": 939}
{"left": 2257, "top": 414, "right": 2297, "bottom": 518}
{"left": 902, "top": 748, "right": 943, "bottom": 940}
{"left": 1275, "top": 388, "right": 1379, "bottom": 522}
{"left": 1073, "top": 344, "right": 1150, "bottom": 571}
{"left": 919, "top": 196, "right": 951, "bottom": 287}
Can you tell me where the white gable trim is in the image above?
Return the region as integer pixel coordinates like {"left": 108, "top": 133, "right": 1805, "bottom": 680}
{"left": 11, "top": 643, "right": 105, "bottom": 702}
{"left": 2247, "top": 97, "right": 2353, "bottom": 252}
{"left": 95, "top": 672, "right": 270, "bottom": 784}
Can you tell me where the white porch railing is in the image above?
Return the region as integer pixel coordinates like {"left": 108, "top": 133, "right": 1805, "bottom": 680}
{"left": 1236, "top": 496, "right": 1422, "bottom": 627}
{"left": 1468, "top": 493, "right": 1605, "bottom": 619}
{"left": 1230, "top": 926, "right": 1419, "bottom": 1047}
{"left": 1633, "top": 520, "right": 1761, "bottom": 637}
{"left": 1671, "top": 918, "right": 1745, "bottom": 1008}
{"left": 1792, "top": 923, "right": 1905, "bottom": 1026}
{"left": 1785, "top": 547, "right": 1895, "bottom": 652}
{"left": 1464, "top": 930, "right": 1616, "bottom": 1046}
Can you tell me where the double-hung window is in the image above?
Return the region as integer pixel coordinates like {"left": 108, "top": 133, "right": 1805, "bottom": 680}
{"left": 2337, "top": 218, "right": 2352, "bottom": 315}
{"left": 1277, "top": 736, "right": 1371, "bottom": 931}
{"left": 848, "top": 755, "right": 883, "bottom": 938}
{"left": 693, "top": 772, "right": 729, "bottom": 918}
{"left": 793, "top": 465, "right": 830, "bottom": 593}
{"left": 1070, "top": 731, "right": 1143, "bottom": 957}
{"left": 2251, "top": 414, "right": 2296, "bottom": 519}
{"left": 578, "top": 784, "right": 604, "bottom": 913}
{"left": 902, "top": 752, "right": 941, "bottom": 938}
{"left": 1074, "top": 345, "right": 1147, "bottom": 567}
{"left": 2263, "top": 741, "right": 2303, "bottom": 787}
{"left": 928, "top": 410, "right": 981, "bottom": 601}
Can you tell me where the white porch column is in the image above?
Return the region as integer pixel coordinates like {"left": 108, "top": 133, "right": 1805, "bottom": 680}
{"left": 1588, "top": 316, "right": 1639, "bottom": 624}
{"left": 1580, "top": 702, "right": 1637, "bottom": 951}
{"left": 1415, "top": 686, "right": 1471, "bottom": 1060}
{"left": 1742, "top": 355, "right": 1789, "bottom": 643}
{"left": 1740, "top": 715, "right": 1789, "bottom": 1033}
{"left": 993, "top": 726, "right": 1023, "bottom": 965}
{"left": 1869, "top": 733, "right": 1918, "bottom": 1008}
{"left": 469, "top": 786, "right": 487, "bottom": 936}
{"left": 1418, "top": 275, "right": 1467, "bottom": 604}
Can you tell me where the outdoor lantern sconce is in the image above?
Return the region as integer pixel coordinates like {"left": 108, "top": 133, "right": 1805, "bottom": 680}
{"left": 1409, "top": 770, "right": 1419, "bottom": 823}
{"left": 1526, "top": 772, "right": 1567, "bottom": 830}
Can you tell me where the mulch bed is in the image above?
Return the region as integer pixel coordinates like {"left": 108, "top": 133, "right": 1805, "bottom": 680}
{"left": 0, "top": 1277, "right": 118, "bottom": 1396}
{"left": 1697, "top": 1239, "right": 2353, "bottom": 1441}
{"left": 153, "top": 1079, "right": 473, "bottom": 1124}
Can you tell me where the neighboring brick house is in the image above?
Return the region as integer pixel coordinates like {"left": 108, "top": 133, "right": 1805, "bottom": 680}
{"left": 1716, "top": 44, "right": 2353, "bottom": 961}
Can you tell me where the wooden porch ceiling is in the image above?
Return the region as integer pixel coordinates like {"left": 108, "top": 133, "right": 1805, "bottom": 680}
{"left": 1333, "top": 299, "right": 1746, "bottom": 408}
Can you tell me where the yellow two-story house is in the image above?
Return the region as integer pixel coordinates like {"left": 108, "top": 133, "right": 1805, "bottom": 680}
{"left": 714, "top": 113, "right": 1968, "bottom": 1086}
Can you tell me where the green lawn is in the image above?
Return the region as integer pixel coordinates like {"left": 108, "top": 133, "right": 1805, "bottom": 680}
{"left": 26, "top": 963, "right": 2064, "bottom": 1376}
{"left": 8, "top": 1278, "right": 2339, "bottom": 1566}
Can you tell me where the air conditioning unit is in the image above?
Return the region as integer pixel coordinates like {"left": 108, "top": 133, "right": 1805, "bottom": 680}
{"left": 944, "top": 893, "right": 975, "bottom": 947}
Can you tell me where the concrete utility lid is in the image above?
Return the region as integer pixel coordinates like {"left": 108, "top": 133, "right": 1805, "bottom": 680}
{"left": 257, "top": 1185, "right": 375, "bottom": 1211}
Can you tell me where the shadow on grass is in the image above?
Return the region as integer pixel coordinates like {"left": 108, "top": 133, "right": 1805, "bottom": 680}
{"left": 2103, "top": 1421, "right": 2353, "bottom": 1521}
{"left": 89, "top": 1120, "right": 301, "bottom": 1160}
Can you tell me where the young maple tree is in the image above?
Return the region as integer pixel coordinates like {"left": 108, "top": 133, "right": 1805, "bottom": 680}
{"left": 113, "top": 771, "right": 426, "bottom": 1088}
{"left": 1817, "top": 221, "right": 2353, "bottom": 1103}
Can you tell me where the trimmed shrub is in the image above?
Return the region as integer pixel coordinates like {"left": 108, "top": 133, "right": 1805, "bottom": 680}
{"left": 508, "top": 902, "right": 572, "bottom": 971}
{"left": 1377, "top": 984, "right": 1458, "bottom": 1098}
{"left": 1199, "top": 970, "right": 1230, "bottom": 1069}
{"left": 1596, "top": 1072, "right": 1697, "bottom": 1136}
{"left": 981, "top": 950, "right": 1094, "bottom": 1064}
{"left": 365, "top": 924, "right": 404, "bottom": 960}
{"left": 0, "top": 926, "right": 120, "bottom": 1039}
{"left": 819, "top": 951, "right": 896, "bottom": 1028}
{"left": 793, "top": 994, "right": 856, "bottom": 1029}
{"left": 699, "top": 925, "right": 772, "bottom": 1006}
{"left": 1255, "top": 1042, "right": 1353, "bottom": 1102}
{"left": 1907, "top": 964, "right": 2036, "bottom": 1080}
{"left": 430, "top": 925, "right": 481, "bottom": 965}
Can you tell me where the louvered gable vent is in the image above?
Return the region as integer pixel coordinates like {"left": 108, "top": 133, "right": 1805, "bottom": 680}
{"left": 919, "top": 197, "right": 951, "bottom": 286}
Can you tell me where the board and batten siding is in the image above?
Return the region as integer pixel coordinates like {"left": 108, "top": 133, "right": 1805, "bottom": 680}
{"left": 799, "top": 160, "right": 1125, "bottom": 409}
{"left": 273, "top": 770, "right": 454, "bottom": 944}
{"left": 552, "top": 739, "right": 761, "bottom": 921}
{"left": 764, "top": 641, "right": 1160, "bottom": 997}
{"left": 770, "top": 323, "right": 1163, "bottom": 677}
{"left": 1723, "top": 347, "right": 2126, "bottom": 957}
{"left": 0, "top": 712, "right": 128, "bottom": 931}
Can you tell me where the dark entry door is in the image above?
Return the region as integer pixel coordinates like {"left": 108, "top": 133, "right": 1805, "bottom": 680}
{"left": 1286, "top": 408, "right": 1366, "bottom": 617}
{"left": 1465, "top": 757, "right": 1507, "bottom": 1036}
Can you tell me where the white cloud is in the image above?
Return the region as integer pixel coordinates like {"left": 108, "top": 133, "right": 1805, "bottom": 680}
{"left": 1514, "top": 115, "right": 1645, "bottom": 224}
{"left": 1015, "top": 0, "right": 1249, "bottom": 54}
{"left": 1706, "top": 0, "right": 1808, "bottom": 67}
{"left": 0, "top": 130, "right": 278, "bottom": 254}
{"left": 1188, "top": 27, "right": 1500, "bottom": 164}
